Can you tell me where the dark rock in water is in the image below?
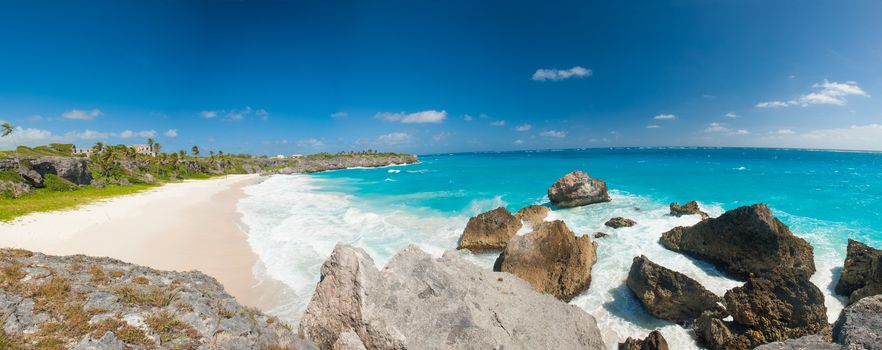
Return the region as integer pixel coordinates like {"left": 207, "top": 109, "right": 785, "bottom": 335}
{"left": 660, "top": 204, "right": 815, "bottom": 279}
{"left": 493, "top": 220, "right": 598, "bottom": 301}
{"left": 626, "top": 255, "right": 723, "bottom": 323}
{"left": 832, "top": 294, "right": 882, "bottom": 350}
{"left": 30, "top": 156, "right": 93, "bottom": 185}
{"left": 605, "top": 217, "right": 637, "bottom": 228}
{"left": 835, "top": 239, "right": 882, "bottom": 305}
{"left": 695, "top": 270, "right": 829, "bottom": 350}
{"left": 0, "top": 248, "right": 300, "bottom": 349}
{"left": 515, "top": 204, "right": 551, "bottom": 228}
{"left": 547, "top": 170, "right": 611, "bottom": 208}
{"left": 298, "top": 244, "right": 607, "bottom": 350}
{"left": 618, "top": 330, "right": 669, "bottom": 350}
{"left": 457, "top": 207, "right": 522, "bottom": 251}
{"left": 594, "top": 232, "right": 609, "bottom": 239}
{"left": 670, "top": 201, "right": 710, "bottom": 220}
{"left": 753, "top": 335, "right": 842, "bottom": 350}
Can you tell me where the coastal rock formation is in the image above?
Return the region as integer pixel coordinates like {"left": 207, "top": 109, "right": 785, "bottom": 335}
{"left": 0, "top": 179, "right": 33, "bottom": 198}
{"left": 17, "top": 164, "right": 44, "bottom": 187}
{"left": 298, "top": 244, "right": 606, "bottom": 350}
{"left": 0, "top": 248, "right": 301, "bottom": 349}
{"left": 835, "top": 239, "right": 882, "bottom": 304}
{"left": 273, "top": 154, "right": 419, "bottom": 174}
{"left": 30, "top": 156, "right": 93, "bottom": 185}
{"left": 515, "top": 204, "right": 551, "bottom": 228}
{"left": 457, "top": 207, "right": 522, "bottom": 251}
{"left": 694, "top": 270, "right": 829, "bottom": 350}
{"left": 547, "top": 170, "right": 611, "bottom": 208}
{"left": 660, "top": 204, "right": 815, "bottom": 279}
{"left": 626, "top": 255, "right": 722, "bottom": 323}
{"left": 670, "top": 201, "right": 710, "bottom": 220}
{"left": 753, "top": 335, "right": 842, "bottom": 350}
{"left": 493, "top": 220, "right": 598, "bottom": 301}
{"left": 832, "top": 294, "right": 882, "bottom": 350}
{"left": 618, "top": 331, "right": 669, "bottom": 350}
{"left": 605, "top": 217, "right": 636, "bottom": 228}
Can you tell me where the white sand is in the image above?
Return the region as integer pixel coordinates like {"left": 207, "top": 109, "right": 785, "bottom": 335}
{"left": 0, "top": 174, "right": 289, "bottom": 310}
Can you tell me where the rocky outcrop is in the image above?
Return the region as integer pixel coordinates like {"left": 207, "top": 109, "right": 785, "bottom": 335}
{"left": 754, "top": 335, "right": 842, "bottom": 350}
{"left": 660, "top": 204, "right": 815, "bottom": 279}
{"left": 835, "top": 239, "right": 882, "bottom": 304}
{"left": 493, "top": 220, "right": 598, "bottom": 301}
{"left": 605, "top": 217, "right": 636, "bottom": 228}
{"left": 30, "top": 156, "right": 93, "bottom": 185}
{"left": 618, "top": 331, "right": 669, "bottom": 350}
{"left": 594, "top": 232, "right": 609, "bottom": 239}
{"left": 457, "top": 207, "right": 522, "bottom": 251}
{"left": 832, "top": 294, "right": 882, "bottom": 350}
{"left": 298, "top": 244, "right": 606, "bottom": 350}
{"left": 547, "top": 170, "right": 611, "bottom": 208}
{"left": 273, "top": 154, "right": 419, "bottom": 174}
{"left": 0, "top": 248, "right": 302, "bottom": 349}
{"left": 515, "top": 204, "right": 550, "bottom": 228}
{"left": 0, "top": 179, "right": 32, "bottom": 198}
{"left": 670, "top": 201, "right": 709, "bottom": 220}
{"left": 694, "top": 270, "right": 829, "bottom": 350}
{"left": 626, "top": 255, "right": 722, "bottom": 323}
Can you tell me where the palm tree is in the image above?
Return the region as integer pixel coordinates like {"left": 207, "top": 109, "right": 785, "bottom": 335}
{"left": 153, "top": 143, "right": 162, "bottom": 155}
{"left": 1, "top": 123, "right": 12, "bottom": 137}
{"left": 191, "top": 146, "right": 200, "bottom": 156}
{"left": 178, "top": 150, "right": 185, "bottom": 158}
{"left": 92, "top": 142, "right": 104, "bottom": 154}
{"left": 147, "top": 138, "right": 155, "bottom": 151}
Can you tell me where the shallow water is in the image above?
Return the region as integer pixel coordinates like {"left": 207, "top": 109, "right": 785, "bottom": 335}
{"left": 237, "top": 147, "right": 882, "bottom": 349}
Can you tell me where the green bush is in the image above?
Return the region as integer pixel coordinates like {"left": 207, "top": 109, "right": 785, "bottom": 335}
{"left": 43, "top": 174, "right": 79, "bottom": 192}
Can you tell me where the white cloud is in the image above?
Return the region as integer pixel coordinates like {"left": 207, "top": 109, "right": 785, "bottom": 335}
{"left": 331, "top": 111, "right": 348, "bottom": 119}
{"left": 704, "top": 122, "right": 730, "bottom": 133}
{"left": 532, "top": 66, "right": 592, "bottom": 81}
{"left": 734, "top": 129, "right": 750, "bottom": 135}
{"left": 725, "top": 112, "right": 738, "bottom": 118}
{"left": 646, "top": 124, "right": 661, "bottom": 129}
{"left": 0, "top": 127, "right": 57, "bottom": 148}
{"left": 375, "top": 110, "right": 447, "bottom": 124}
{"left": 164, "top": 129, "right": 178, "bottom": 137}
{"left": 756, "top": 80, "right": 869, "bottom": 108}
{"left": 378, "top": 132, "right": 412, "bottom": 145}
{"left": 774, "top": 129, "right": 795, "bottom": 135}
{"left": 490, "top": 120, "right": 507, "bottom": 126}
{"left": 62, "top": 109, "right": 102, "bottom": 121}
{"left": 256, "top": 109, "right": 269, "bottom": 121}
{"left": 654, "top": 114, "right": 677, "bottom": 120}
{"left": 297, "top": 138, "right": 325, "bottom": 148}
{"left": 515, "top": 124, "right": 532, "bottom": 132}
{"left": 200, "top": 111, "right": 218, "bottom": 119}
{"left": 119, "top": 130, "right": 157, "bottom": 138}
{"left": 224, "top": 106, "right": 252, "bottom": 121}
{"left": 514, "top": 139, "right": 524, "bottom": 145}
{"left": 752, "top": 124, "right": 882, "bottom": 151}
{"left": 73, "top": 130, "right": 113, "bottom": 139}
{"left": 463, "top": 114, "right": 474, "bottom": 122}
{"left": 201, "top": 107, "right": 267, "bottom": 121}
{"left": 540, "top": 130, "right": 567, "bottom": 138}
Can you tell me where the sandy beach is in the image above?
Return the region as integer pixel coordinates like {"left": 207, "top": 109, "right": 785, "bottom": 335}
{"left": 0, "top": 174, "right": 287, "bottom": 311}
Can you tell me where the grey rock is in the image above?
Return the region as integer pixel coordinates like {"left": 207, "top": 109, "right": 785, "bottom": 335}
{"left": 547, "top": 170, "right": 611, "bottom": 208}
{"left": 72, "top": 332, "right": 125, "bottom": 350}
{"left": 754, "top": 335, "right": 842, "bottom": 350}
{"left": 31, "top": 156, "right": 93, "bottom": 185}
{"left": 833, "top": 294, "right": 882, "bottom": 350}
{"left": 299, "top": 244, "right": 606, "bottom": 350}
{"left": 618, "top": 330, "right": 669, "bottom": 350}
{"left": 17, "top": 165, "right": 43, "bottom": 187}
{"left": 0, "top": 179, "right": 33, "bottom": 198}
{"left": 333, "top": 331, "right": 368, "bottom": 350}
{"left": 626, "top": 255, "right": 722, "bottom": 323}
{"left": 274, "top": 154, "right": 419, "bottom": 174}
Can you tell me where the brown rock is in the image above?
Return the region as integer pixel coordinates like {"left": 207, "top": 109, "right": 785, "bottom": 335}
{"left": 594, "top": 232, "right": 609, "bottom": 239}
{"left": 547, "top": 170, "right": 611, "bottom": 208}
{"left": 618, "top": 330, "right": 669, "bottom": 350}
{"left": 493, "top": 220, "right": 597, "bottom": 301}
{"left": 626, "top": 255, "right": 723, "bottom": 323}
{"left": 457, "top": 207, "right": 522, "bottom": 251}
{"left": 835, "top": 239, "right": 882, "bottom": 304}
{"left": 515, "top": 204, "right": 551, "bottom": 228}
{"left": 660, "top": 204, "right": 815, "bottom": 279}
{"left": 670, "top": 201, "right": 710, "bottom": 220}
{"left": 605, "top": 217, "right": 637, "bottom": 229}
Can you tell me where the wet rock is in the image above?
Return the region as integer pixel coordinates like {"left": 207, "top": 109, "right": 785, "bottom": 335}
{"left": 753, "top": 335, "right": 842, "bottom": 350}
{"left": 626, "top": 255, "right": 722, "bottom": 323}
{"left": 835, "top": 239, "right": 882, "bottom": 305}
{"left": 660, "top": 204, "right": 815, "bottom": 279}
{"left": 670, "top": 201, "right": 709, "bottom": 220}
{"left": 547, "top": 170, "right": 611, "bottom": 208}
{"left": 832, "top": 294, "right": 882, "bottom": 350}
{"left": 594, "top": 232, "right": 609, "bottom": 239}
{"left": 618, "top": 330, "right": 669, "bottom": 350}
{"left": 299, "top": 244, "right": 606, "bottom": 350}
{"left": 515, "top": 204, "right": 551, "bottom": 228}
{"left": 457, "top": 207, "right": 523, "bottom": 251}
{"left": 605, "top": 217, "right": 637, "bottom": 228}
{"left": 493, "top": 220, "right": 598, "bottom": 301}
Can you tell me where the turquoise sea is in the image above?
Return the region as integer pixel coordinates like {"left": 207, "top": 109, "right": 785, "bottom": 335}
{"left": 237, "top": 147, "right": 882, "bottom": 349}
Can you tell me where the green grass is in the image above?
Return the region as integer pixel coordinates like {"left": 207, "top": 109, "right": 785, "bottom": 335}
{"left": 0, "top": 184, "right": 156, "bottom": 222}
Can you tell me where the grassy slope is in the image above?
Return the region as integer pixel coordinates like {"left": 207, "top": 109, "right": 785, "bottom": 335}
{"left": 0, "top": 184, "right": 156, "bottom": 222}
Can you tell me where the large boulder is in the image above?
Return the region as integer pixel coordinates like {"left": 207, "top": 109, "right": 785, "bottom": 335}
{"left": 626, "top": 255, "right": 723, "bottom": 323}
{"left": 30, "top": 156, "right": 93, "bottom": 185}
{"left": 694, "top": 270, "right": 829, "bottom": 350}
{"left": 605, "top": 217, "right": 637, "bottom": 229}
{"left": 493, "top": 220, "right": 597, "bottom": 301}
{"left": 832, "top": 294, "right": 882, "bottom": 350}
{"left": 670, "top": 201, "right": 709, "bottom": 220}
{"left": 547, "top": 170, "right": 610, "bottom": 208}
{"left": 753, "top": 335, "right": 842, "bottom": 350}
{"left": 660, "top": 204, "right": 815, "bottom": 279}
{"left": 835, "top": 239, "right": 882, "bottom": 304}
{"left": 515, "top": 204, "right": 550, "bottom": 228}
{"left": 457, "top": 207, "right": 522, "bottom": 251}
{"left": 618, "top": 330, "right": 669, "bottom": 350}
{"left": 298, "top": 244, "right": 606, "bottom": 350}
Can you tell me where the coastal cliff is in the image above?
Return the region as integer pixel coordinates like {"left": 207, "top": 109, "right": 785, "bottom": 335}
{"left": 270, "top": 153, "right": 418, "bottom": 174}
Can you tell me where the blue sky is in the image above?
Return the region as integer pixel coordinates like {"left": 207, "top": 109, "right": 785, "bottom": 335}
{"left": 1, "top": 0, "right": 881, "bottom": 154}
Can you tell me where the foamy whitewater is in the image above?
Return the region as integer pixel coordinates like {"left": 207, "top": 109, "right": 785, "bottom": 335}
{"left": 237, "top": 148, "right": 882, "bottom": 349}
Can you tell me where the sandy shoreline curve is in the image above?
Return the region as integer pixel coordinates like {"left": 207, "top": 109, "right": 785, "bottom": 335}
{"left": 0, "top": 174, "right": 290, "bottom": 311}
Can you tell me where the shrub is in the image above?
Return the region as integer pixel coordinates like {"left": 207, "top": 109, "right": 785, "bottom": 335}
{"left": 43, "top": 174, "right": 78, "bottom": 192}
